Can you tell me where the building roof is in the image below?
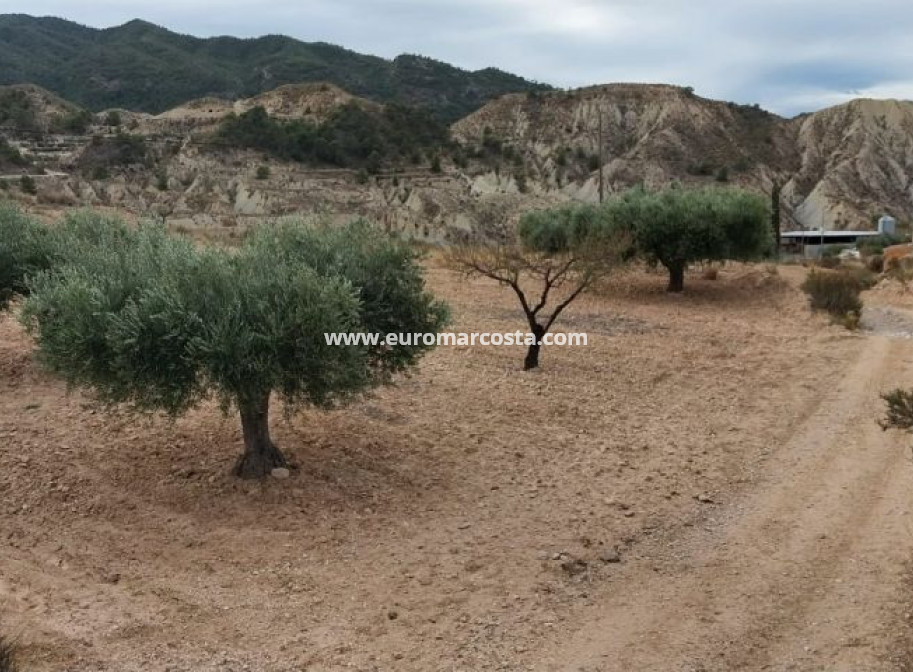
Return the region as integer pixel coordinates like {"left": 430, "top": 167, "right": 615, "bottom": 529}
{"left": 781, "top": 230, "right": 883, "bottom": 239}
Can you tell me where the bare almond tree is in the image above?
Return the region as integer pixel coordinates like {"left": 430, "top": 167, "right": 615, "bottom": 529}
{"left": 445, "top": 235, "right": 626, "bottom": 370}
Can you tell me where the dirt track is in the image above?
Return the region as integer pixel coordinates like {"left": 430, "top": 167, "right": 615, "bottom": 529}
{"left": 555, "top": 335, "right": 913, "bottom": 672}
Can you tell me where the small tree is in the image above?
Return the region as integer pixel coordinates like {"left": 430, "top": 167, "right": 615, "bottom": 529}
{"left": 609, "top": 187, "right": 771, "bottom": 292}
{"left": 22, "top": 217, "right": 448, "bottom": 478}
{"left": 446, "top": 204, "right": 628, "bottom": 370}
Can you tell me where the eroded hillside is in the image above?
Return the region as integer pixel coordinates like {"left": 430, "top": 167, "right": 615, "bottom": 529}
{"left": 2, "top": 82, "right": 912, "bottom": 238}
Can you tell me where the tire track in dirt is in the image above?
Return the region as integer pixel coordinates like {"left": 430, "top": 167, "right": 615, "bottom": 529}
{"left": 551, "top": 336, "right": 913, "bottom": 672}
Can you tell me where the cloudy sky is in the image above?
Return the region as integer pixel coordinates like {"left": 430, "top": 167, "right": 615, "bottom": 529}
{"left": 7, "top": 0, "right": 912, "bottom": 116}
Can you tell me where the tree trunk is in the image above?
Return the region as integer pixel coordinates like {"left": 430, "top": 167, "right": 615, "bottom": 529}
{"left": 234, "top": 393, "right": 287, "bottom": 479}
{"left": 667, "top": 263, "right": 685, "bottom": 293}
{"left": 523, "top": 324, "right": 546, "bottom": 371}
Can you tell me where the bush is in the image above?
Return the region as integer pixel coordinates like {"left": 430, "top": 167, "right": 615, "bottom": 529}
{"left": 19, "top": 175, "right": 37, "bottom": 195}
{"left": 868, "top": 254, "right": 884, "bottom": 273}
{"left": 800, "top": 270, "right": 864, "bottom": 325}
{"left": 881, "top": 389, "right": 913, "bottom": 431}
{"left": 255, "top": 165, "right": 270, "bottom": 180}
{"left": 0, "top": 626, "right": 18, "bottom": 672}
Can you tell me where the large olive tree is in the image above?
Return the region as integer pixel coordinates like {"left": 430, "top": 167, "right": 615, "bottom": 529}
{"left": 608, "top": 187, "right": 772, "bottom": 292}
{"left": 22, "top": 217, "right": 448, "bottom": 478}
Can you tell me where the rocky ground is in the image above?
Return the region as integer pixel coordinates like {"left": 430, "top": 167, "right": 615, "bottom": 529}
{"left": 3, "top": 263, "right": 913, "bottom": 671}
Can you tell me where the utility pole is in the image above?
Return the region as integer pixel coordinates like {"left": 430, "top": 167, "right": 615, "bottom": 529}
{"left": 598, "top": 111, "right": 605, "bottom": 204}
{"left": 771, "top": 180, "right": 781, "bottom": 260}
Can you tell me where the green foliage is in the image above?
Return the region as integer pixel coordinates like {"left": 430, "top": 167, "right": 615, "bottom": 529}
{"left": 104, "top": 110, "right": 122, "bottom": 127}
{"left": 602, "top": 186, "right": 772, "bottom": 291}
{"left": 0, "top": 203, "right": 53, "bottom": 308}
{"left": 245, "top": 219, "right": 450, "bottom": 373}
{"left": 857, "top": 233, "right": 904, "bottom": 256}
{"left": 880, "top": 389, "right": 913, "bottom": 431}
{"left": 0, "top": 87, "right": 41, "bottom": 131}
{"left": 155, "top": 170, "right": 169, "bottom": 191}
{"left": 430, "top": 154, "right": 442, "bottom": 174}
{"left": 51, "top": 107, "right": 92, "bottom": 134}
{"left": 519, "top": 202, "right": 631, "bottom": 256}
{"left": 715, "top": 166, "right": 729, "bottom": 182}
{"left": 218, "top": 103, "right": 450, "bottom": 170}
{"left": 0, "top": 16, "right": 550, "bottom": 122}
{"left": 800, "top": 270, "right": 864, "bottom": 324}
{"left": 255, "top": 165, "right": 270, "bottom": 180}
{"left": 820, "top": 244, "right": 851, "bottom": 260}
{"left": 19, "top": 174, "right": 36, "bottom": 195}
{"left": 20, "top": 214, "right": 448, "bottom": 470}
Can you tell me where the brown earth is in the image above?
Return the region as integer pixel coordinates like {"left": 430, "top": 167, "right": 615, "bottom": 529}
{"left": 1, "top": 264, "right": 913, "bottom": 671}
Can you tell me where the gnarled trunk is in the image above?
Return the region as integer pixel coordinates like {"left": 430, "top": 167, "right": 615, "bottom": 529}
{"left": 234, "top": 392, "right": 287, "bottom": 479}
{"left": 667, "top": 262, "right": 685, "bottom": 293}
{"left": 524, "top": 323, "right": 546, "bottom": 371}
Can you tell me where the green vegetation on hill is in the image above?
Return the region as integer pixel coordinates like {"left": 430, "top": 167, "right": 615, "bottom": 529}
{"left": 217, "top": 103, "right": 451, "bottom": 171}
{"left": 0, "top": 86, "right": 92, "bottom": 134}
{"left": 0, "top": 14, "right": 551, "bottom": 122}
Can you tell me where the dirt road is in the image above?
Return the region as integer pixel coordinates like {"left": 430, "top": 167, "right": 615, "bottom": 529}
{"left": 552, "top": 335, "right": 913, "bottom": 671}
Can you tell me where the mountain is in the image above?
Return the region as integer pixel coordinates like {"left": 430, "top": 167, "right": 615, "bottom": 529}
{"left": 0, "top": 14, "right": 551, "bottom": 123}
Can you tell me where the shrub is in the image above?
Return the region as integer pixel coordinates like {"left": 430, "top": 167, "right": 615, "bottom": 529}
{"left": 0, "top": 629, "right": 17, "bottom": 672}
{"left": 867, "top": 254, "right": 884, "bottom": 273}
{"left": 800, "top": 270, "right": 864, "bottom": 325}
{"left": 19, "top": 175, "right": 37, "bottom": 195}
{"left": 255, "top": 165, "right": 270, "bottom": 180}
{"left": 881, "top": 389, "right": 913, "bottom": 431}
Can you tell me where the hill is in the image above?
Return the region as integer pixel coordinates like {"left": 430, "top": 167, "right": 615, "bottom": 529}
{"left": 3, "top": 80, "right": 912, "bottom": 237}
{"left": 454, "top": 85, "right": 913, "bottom": 230}
{"left": 0, "top": 14, "right": 550, "bottom": 122}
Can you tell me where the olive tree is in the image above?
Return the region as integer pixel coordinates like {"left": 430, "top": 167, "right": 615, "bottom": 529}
{"left": 22, "top": 217, "right": 448, "bottom": 478}
{"left": 608, "top": 187, "right": 772, "bottom": 292}
{"left": 0, "top": 204, "right": 52, "bottom": 309}
{"left": 446, "top": 203, "right": 628, "bottom": 370}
